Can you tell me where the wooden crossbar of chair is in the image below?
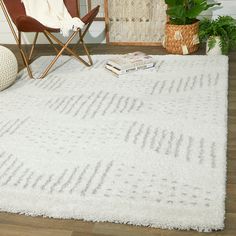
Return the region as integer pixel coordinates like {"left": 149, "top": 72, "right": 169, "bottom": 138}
{"left": 0, "top": 0, "right": 100, "bottom": 79}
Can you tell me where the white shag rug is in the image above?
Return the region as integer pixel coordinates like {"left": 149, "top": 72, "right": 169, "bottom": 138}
{"left": 0, "top": 55, "right": 228, "bottom": 232}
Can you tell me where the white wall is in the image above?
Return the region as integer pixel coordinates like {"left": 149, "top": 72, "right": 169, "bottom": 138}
{"left": 200, "top": 0, "right": 236, "bottom": 19}
{"left": 0, "top": 4, "right": 16, "bottom": 44}
{"left": 213, "top": 0, "right": 236, "bottom": 18}
{"left": 0, "top": 0, "right": 235, "bottom": 45}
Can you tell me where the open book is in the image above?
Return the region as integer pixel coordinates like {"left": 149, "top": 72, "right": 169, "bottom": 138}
{"left": 105, "top": 52, "right": 155, "bottom": 76}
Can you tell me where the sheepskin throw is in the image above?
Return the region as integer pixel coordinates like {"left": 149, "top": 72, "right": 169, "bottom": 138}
{"left": 0, "top": 55, "right": 228, "bottom": 232}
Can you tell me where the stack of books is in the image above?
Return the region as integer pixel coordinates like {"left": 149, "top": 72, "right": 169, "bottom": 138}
{"left": 105, "top": 52, "right": 155, "bottom": 76}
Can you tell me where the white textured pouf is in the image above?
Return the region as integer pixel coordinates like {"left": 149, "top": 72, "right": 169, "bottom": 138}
{"left": 0, "top": 46, "right": 18, "bottom": 91}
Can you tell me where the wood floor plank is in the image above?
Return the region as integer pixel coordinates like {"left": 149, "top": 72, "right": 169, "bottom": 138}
{"left": 0, "top": 223, "right": 72, "bottom": 236}
{"left": 225, "top": 213, "right": 236, "bottom": 230}
{"left": 0, "top": 213, "right": 94, "bottom": 234}
{"left": 226, "top": 200, "right": 236, "bottom": 213}
{"left": 227, "top": 184, "right": 236, "bottom": 194}
{"left": 71, "top": 232, "right": 113, "bottom": 236}
{"left": 93, "top": 222, "right": 163, "bottom": 236}
{"left": 161, "top": 230, "right": 236, "bottom": 236}
{"left": 227, "top": 150, "right": 236, "bottom": 157}
{"left": 227, "top": 160, "right": 236, "bottom": 172}
{"left": 227, "top": 174, "right": 236, "bottom": 184}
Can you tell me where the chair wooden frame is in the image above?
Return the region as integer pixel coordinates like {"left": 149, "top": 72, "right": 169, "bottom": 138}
{"left": 0, "top": 0, "right": 99, "bottom": 79}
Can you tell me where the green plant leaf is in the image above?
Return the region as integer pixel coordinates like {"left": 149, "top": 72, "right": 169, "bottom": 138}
{"left": 165, "top": 0, "right": 176, "bottom": 7}
{"left": 165, "top": 0, "right": 185, "bottom": 6}
{"left": 199, "top": 18, "right": 212, "bottom": 42}
{"left": 165, "top": 0, "right": 221, "bottom": 25}
{"left": 186, "top": 5, "right": 206, "bottom": 19}
{"left": 207, "top": 37, "right": 217, "bottom": 52}
{"left": 166, "top": 5, "right": 185, "bottom": 20}
{"left": 199, "top": 15, "right": 236, "bottom": 54}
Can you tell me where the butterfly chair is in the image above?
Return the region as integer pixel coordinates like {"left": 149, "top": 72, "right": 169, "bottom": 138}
{"left": 0, "top": 0, "right": 100, "bottom": 79}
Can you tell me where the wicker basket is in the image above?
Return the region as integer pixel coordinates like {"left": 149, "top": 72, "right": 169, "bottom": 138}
{"left": 164, "top": 21, "right": 200, "bottom": 55}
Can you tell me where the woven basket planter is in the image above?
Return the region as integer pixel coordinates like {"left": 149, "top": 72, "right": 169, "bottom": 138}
{"left": 164, "top": 21, "right": 200, "bottom": 55}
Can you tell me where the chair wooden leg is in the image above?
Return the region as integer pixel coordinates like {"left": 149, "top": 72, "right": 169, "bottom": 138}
{"left": 0, "top": 0, "right": 98, "bottom": 80}
{"left": 39, "top": 31, "right": 79, "bottom": 79}
{"left": 43, "top": 32, "right": 60, "bottom": 54}
{"left": 28, "top": 32, "right": 39, "bottom": 62}
{"left": 17, "top": 29, "right": 90, "bottom": 79}
{"left": 44, "top": 27, "right": 93, "bottom": 67}
{"left": 44, "top": 30, "right": 91, "bottom": 67}
{"left": 0, "top": 1, "right": 34, "bottom": 78}
{"left": 18, "top": 32, "right": 34, "bottom": 79}
{"left": 71, "top": 24, "right": 93, "bottom": 66}
{"left": 0, "top": 0, "right": 18, "bottom": 43}
{"left": 79, "top": 32, "right": 93, "bottom": 66}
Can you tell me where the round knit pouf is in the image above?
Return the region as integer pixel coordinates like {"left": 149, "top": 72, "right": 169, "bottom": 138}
{"left": 0, "top": 46, "right": 18, "bottom": 91}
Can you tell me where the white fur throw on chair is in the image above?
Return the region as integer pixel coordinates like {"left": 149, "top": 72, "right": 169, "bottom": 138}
{"left": 21, "top": 0, "right": 85, "bottom": 36}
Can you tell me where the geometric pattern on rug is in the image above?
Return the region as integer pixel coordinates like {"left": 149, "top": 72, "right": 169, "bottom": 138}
{"left": 0, "top": 55, "right": 228, "bottom": 232}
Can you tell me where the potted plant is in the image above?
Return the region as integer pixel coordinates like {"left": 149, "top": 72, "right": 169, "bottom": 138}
{"left": 199, "top": 16, "right": 236, "bottom": 55}
{"left": 164, "top": 0, "right": 220, "bottom": 55}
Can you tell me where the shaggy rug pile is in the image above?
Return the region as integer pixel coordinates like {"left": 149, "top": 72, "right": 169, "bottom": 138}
{"left": 0, "top": 55, "right": 228, "bottom": 232}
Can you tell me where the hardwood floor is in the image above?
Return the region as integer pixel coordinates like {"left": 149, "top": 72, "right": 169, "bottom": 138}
{"left": 0, "top": 44, "right": 235, "bottom": 236}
